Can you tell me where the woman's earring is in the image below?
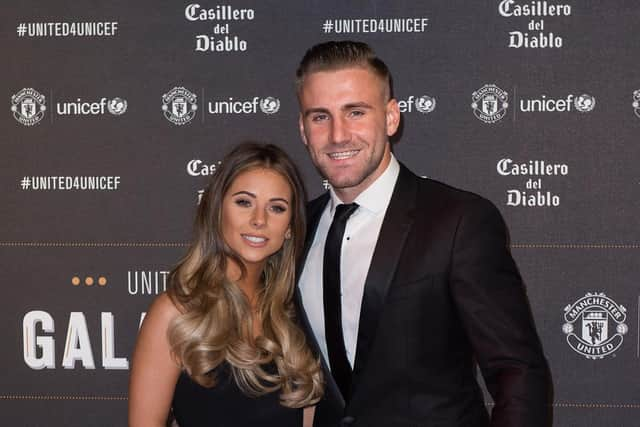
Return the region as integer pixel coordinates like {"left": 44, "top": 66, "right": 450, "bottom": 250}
{"left": 285, "top": 229, "right": 292, "bottom": 239}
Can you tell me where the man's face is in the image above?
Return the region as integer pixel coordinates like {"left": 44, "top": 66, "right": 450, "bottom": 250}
{"left": 298, "top": 67, "right": 400, "bottom": 202}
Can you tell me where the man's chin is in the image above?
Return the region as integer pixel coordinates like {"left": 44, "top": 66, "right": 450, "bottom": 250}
{"left": 324, "top": 176, "right": 364, "bottom": 190}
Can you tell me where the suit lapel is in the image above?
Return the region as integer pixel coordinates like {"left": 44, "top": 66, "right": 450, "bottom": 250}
{"left": 294, "top": 193, "right": 346, "bottom": 408}
{"left": 351, "top": 165, "right": 418, "bottom": 392}
{"left": 298, "top": 192, "right": 329, "bottom": 278}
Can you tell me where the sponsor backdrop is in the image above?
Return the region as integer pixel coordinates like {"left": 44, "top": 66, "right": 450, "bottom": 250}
{"left": 2, "top": 1, "right": 639, "bottom": 425}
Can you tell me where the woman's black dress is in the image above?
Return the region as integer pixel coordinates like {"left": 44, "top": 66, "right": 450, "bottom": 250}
{"left": 172, "top": 363, "right": 302, "bottom": 427}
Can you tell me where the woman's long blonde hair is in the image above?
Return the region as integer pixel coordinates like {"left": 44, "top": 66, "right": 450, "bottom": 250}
{"left": 167, "top": 143, "right": 323, "bottom": 408}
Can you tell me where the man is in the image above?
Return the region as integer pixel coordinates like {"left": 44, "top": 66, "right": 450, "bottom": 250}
{"left": 295, "top": 41, "right": 552, "bottom": 427}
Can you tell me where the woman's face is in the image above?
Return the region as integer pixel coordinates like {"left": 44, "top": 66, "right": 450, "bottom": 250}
{"left": 221, "top": 167, "right": 293, "bottom": 273}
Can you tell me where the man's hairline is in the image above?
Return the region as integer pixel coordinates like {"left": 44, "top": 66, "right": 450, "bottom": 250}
{"left": 295, "top": 64, "right": 392, "bottom": 104}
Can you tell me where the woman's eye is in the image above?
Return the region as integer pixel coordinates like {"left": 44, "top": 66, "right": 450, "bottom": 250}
{"left": 234, "top": 198, "right": 251, "bottom": 207}
{"left": 270, "top": 205, "right": 287, "bottom": 213}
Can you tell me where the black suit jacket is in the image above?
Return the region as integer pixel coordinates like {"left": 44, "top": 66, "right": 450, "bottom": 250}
{"left": 295, "top": 164, "right": 552, "bottom": 427}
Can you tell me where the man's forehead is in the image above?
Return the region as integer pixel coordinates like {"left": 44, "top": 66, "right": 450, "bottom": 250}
{"left": 299, "top": 67, "right": 389, "bottom": 100}
{"left": 302, "top": 65, "right": 382, "bottom": 83}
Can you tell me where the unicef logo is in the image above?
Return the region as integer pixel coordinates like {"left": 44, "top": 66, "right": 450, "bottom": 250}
{"left": 259, "top": 97, "right": 280, "bottom": 115}
{"left": 632, "top": 90, "right": 640, "bottom": 118}
{"left": 11, "top": 88, "right": 46, "bottom": 126}
{"left": 574, "top": 94, "right": 596, "bottom": 113}
{"left": 562, "top": 292, "right": 627, "bottom": 360}
{"left": 415, "top": 95, "right": 436, "bottom": 114}
{"left": 471, "top": 84, "right": 508, "bottom": 123}
{"left": 107, "top": 97, "right": 127, "bottom": 115}
{"left": 162, "top": 87, "right": 198, "bottom": 125}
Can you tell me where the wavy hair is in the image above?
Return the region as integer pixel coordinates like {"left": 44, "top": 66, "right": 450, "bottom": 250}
{"left": 167, "top": 142, "right": 322, "bottom": 407}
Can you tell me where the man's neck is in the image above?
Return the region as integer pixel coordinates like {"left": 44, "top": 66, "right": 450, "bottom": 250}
{"left": 333, "top": 154, "right": 392, "bottom": 204}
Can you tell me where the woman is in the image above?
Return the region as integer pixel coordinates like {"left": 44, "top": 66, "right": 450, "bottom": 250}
{"left": 129, "top": 143, "right": 323, "bottom": 427}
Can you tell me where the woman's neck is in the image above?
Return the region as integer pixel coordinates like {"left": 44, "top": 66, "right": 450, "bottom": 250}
{"left": 226, "top": 259, "right": 263, "bottom": 309}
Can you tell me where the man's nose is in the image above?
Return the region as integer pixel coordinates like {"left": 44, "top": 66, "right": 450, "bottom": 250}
{"left": 330, "top": 117, "right": 350, "bottom": 144}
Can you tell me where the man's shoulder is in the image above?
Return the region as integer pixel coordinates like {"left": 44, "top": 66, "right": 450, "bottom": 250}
{"left": 405, "top": 168, "right": 480, "bottom": 202}
{"left": 419, "top": 176, "right": 481, "bottom": 201}
{"left": 401, "top": 166, "right": 499, "bottom": 216}
{"left": 307, "top": 191, "right": 330, "bottom": 211}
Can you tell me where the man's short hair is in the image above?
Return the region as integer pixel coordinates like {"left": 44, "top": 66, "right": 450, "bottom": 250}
{"left": 295, "top": 40, "right": 393, "bottom": 98}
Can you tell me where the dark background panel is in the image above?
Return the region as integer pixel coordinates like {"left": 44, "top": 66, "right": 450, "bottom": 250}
{"left": 512, "top": 247, "right": 640, "bottom": 404}
{"left": 2, "top": 1, "right": 640, "bottom": 425}
{"left": 2, "top": 399, "right": 127, "bottom": 427}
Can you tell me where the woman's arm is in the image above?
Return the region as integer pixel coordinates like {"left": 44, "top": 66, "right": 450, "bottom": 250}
{"left": 303, "top": 406, "right": 315, "bottom": 427}
{"left": 128, "top": 293, "right": 182, "bottom": 427}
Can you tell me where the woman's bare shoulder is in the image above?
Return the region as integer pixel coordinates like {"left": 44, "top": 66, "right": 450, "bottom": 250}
{"left": 144, "top": 292, "right": 182, "bottom": 326}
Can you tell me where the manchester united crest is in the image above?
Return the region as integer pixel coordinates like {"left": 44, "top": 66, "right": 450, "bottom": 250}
{"left": 11, "top": 88, "right": 46, "bottom": 126}
{"left": 162, "top": 87, "right": 197, "bottom": 125}
{"left": 562, "top": 292, "right": 628, "bottom": 360}
{"left": 471, "top": 84, "right": 508, "bottom": 123}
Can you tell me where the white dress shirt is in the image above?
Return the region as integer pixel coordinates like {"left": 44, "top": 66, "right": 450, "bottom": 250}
{"left": 299, "top": 155, "right": 400, "bottom": 369}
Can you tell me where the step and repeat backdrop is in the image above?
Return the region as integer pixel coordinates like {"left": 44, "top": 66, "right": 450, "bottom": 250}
{"left": 2, "top": 1, "right": 640, "bottom": 425}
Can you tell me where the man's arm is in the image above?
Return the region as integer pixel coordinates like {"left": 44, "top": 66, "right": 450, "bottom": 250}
{"left": 449, "top": 196, "right": 553, "bottom": 427}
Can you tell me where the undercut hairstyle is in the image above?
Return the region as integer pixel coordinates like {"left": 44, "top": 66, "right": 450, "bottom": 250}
{"left": 295, "top": 40, "right": 393, "bottom": 98}
{"left": 166, "top": 142, "right": 323, "bottom": 408}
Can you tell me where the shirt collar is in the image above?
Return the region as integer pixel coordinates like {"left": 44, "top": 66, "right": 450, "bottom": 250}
{"left": 329, "top": 154, "right": 400, "bottom": 215}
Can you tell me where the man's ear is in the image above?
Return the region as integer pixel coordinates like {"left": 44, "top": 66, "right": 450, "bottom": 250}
{"left": 298, "top": 113, "right": 309, "bottom": 146}
{"left": 385, "top": 98, "right": 401, "bottom": 137}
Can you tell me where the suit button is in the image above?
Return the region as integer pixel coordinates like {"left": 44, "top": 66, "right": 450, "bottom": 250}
{"left": 341, "top": 416, "right": 356, "bottom": 426}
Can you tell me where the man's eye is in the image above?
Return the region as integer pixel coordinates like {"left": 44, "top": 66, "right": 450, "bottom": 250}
{"left": 350, "top": 110, "right": 364, "bottom": 117}
{"left": 311, "top": 114, "right": 328, "bottom": 122}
